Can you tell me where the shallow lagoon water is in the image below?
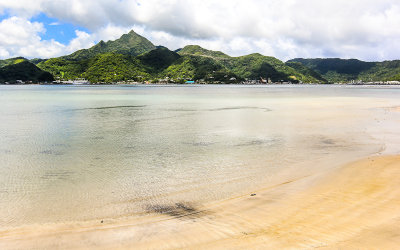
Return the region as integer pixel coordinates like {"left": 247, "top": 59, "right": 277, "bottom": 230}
{"left": 1, "top": 84, "right": 400, "bottom": 228}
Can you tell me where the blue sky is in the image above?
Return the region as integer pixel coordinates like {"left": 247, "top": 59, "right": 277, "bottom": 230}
{"left": 0, "top": 0, "right": 400, "bottom": 61}
{"left": 30, "top": 13, "right": 89, "bottom": 44}
{"left": 0, "top": 9, "right": 90, "bottom": 45}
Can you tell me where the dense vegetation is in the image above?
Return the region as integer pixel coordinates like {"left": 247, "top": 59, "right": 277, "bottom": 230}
{"left": 138, "top": 47, "right": 181, "bottom": 72}
{"left": 163, "top": 54, "right": 239, "bottom": 83}
{"left": 38, "top": 57, "right": 89, "bottom": 80}
{"left": 0, "top": 61, "right": 54, "bottom": 83}
{"left": 84, "top": 53, "right": 149, "bottom": 83}
{"left": 285, "top": 62, "right": 327, "bottom": 83}
{"left": 178, "top": 46, "right": 327, "bottom": 83}
{"left": 0, "top": 57, "right": 28, "bottom": 68}
{"left": 62, "top": 30, "right": 156, "bottom": 60}
{"left": 37, "top": 39, "right": 327, "bottom": 84}
{"left": 288, "top": 58, "right": 400, "bottom": 82}
{"left": 358, "top": 60, "right": 400, "bottom": 81}
{"left": 177, "top": 45, "right": 230, "bottom": 59}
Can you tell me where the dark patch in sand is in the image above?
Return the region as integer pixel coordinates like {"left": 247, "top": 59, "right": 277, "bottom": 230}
{"left": 146, "top": 203, "right": 208, "bottom": 219}
{"left": 321, "top": 139, "right": 335, "bottom": 145}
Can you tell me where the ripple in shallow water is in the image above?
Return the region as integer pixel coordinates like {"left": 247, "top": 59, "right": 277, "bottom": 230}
{"left": 72, "top": 105, "right": 147, "bottom": 111}
{"left": 39, "top": 150, "right": 65, "bottom": 156}
{"left": 208, "top": 106, "right": 272, "bottom": 112}
{"left": 40, "top": 171, "right": 74, "bottom": 180}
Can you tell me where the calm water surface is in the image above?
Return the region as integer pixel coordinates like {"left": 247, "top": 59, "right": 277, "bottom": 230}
{"left": 1, "top": 85, "right": 400, "bottom": 227}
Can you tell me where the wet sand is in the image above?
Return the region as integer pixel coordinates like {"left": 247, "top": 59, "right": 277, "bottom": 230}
{"left": 1, "top": 154, "right": 400, "bottom": 249}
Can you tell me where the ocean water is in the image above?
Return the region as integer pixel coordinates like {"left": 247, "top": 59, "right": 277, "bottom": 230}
{"left": 1, "top": 84, "right": 400, "bottom": 228}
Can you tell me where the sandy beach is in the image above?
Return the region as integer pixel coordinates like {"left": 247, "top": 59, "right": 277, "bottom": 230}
{"left": 1, "top": 154, "right": 400, "bottom": 249}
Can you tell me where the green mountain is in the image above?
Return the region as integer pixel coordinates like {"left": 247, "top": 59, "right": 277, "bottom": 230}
{"left": 288, "top": 58, "right": 400, "bottom": 82}
{"left": 15, "top": 29, "right": 400, "bottom": 84}
{"left": 285, "top": 61, "right": 327, "bottom": 83}
{"left": 38, "top": 45, "right": 241, "bottom": 83}
{"left": 83, "top": 53, "right": 149, "bottom": 83}
{"left": 178, "top": 46, "right": 327, "bottom": 83}
{"left": 4, "top": 30, "right": 400, "bottom": 84}
{"left": 358, "top": 60, "right": 400, "bottom": 82}
{"left": 38, "top": 57, "right": 90, "bottom": 80}
{"left": 0, "top": 57, "right": 28, "bottom": 67}
{"left": 177, "top": 45, "right": 230, "bottom": 59}
{"left": 0, "top": 61, "right": 54, "bottom": 83}
{"left": 163, "top": 54, "right": 239, "bottom": 83}
{"left": 138, "top": 46, "right": 181, "bottom": 71}
{"left": 37, "top": 37, "right": 326, "bottom": 84}
{"left": 62, "top": 30, "right": 156, "bottom": 60}
{"left": 29, "top": 58, "right": 47, "bottom": 65}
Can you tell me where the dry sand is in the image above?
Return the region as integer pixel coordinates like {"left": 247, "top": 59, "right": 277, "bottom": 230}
{"left": 1, "top": 155, "right": 400, "bottom": 249}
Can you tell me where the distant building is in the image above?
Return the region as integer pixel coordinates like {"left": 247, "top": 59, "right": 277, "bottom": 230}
{"left": 260, "top": 77, "right": 267, "bottom": 84}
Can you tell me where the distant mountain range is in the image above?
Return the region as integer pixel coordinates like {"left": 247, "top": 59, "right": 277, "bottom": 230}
{"left": 1, "top": 30, "right": 400, "bottom": 84}
{"left": 288, "top": 58, "right": 400, "bottom": 83}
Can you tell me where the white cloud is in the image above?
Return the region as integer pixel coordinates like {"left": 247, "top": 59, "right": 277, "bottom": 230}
{"left": 65, "top": 30, "right": 95, "bottom": 54}
{"left": 0, "top": 47, "right": 10, "bottom": 58}
{"left": 0, "top": 16, "right": 44, "bottom": 46}
{"left": 1, "top": 0, "right": 400, "bottom": 61}
{"left": 0, "top": 16, "right": 95, "bottom": 59}
{"left": 93, "top": 24, "right": 132, "bottom": 42}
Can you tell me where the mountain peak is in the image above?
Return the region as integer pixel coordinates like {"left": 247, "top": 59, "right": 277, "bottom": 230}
{"left": 62, "top": 30, "right": 156, "bottom": 60}
{"left": 128, "top": 30, "right": 137, "bottom": 35}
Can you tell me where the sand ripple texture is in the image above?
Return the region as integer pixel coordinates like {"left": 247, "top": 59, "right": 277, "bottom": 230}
{"left": 1, "top": 155, "right": 400, "bottom": 249}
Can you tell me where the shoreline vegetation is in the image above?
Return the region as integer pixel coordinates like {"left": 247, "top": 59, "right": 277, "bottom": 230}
{"left": 2, "top": 82, "right": 400, "bottom": 86}
{"left": 1, "top": 30, "right": 400, "bottom": 85}
{"left": 1, "top": 154, "right": 399, "bottom": 249}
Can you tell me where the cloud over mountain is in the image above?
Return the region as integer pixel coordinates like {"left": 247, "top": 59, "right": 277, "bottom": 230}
{"left": 0, "top": 0, "right": 400, "bottom": 61}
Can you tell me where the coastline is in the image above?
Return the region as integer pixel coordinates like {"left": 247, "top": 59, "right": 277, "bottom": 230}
{"left": 1, "top": 154, "right": 400, "bottom": 249}
{"left": 2, "top": 82, "right": 400, "bottom": 87}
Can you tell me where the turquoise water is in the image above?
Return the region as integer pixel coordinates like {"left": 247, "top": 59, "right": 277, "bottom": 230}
{"left": 1, "top": 85, "right": 400, "bottom": 227}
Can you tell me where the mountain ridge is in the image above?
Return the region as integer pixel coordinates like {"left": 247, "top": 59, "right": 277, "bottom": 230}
{"left": 2, "top": 30, "right": 400, "bottom": 84}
